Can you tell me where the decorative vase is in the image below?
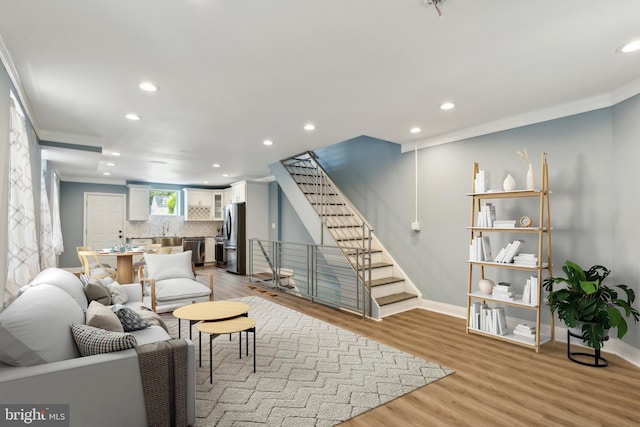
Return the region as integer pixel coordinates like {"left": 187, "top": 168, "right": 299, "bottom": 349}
{"left": 503, "top": 174, "right": 516, "bottom": 191}
{"left": 526, "top": 163, "right": 535, "bottom": 190}
{"left": 478, "top": 279, "right": 495, "bottom": 294}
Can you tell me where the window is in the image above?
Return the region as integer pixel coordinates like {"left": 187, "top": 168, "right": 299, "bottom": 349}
{"left": 149, "top": 190, "right": 179, "bottom": 216}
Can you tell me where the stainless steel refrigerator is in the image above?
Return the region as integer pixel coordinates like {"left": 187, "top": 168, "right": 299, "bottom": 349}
{"left": 223, "top": 202, "right": 246, "bottom": 274}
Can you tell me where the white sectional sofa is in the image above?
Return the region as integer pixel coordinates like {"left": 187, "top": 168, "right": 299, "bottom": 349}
{"left": 0, "top": 268, "right": 195, "bottom": 427}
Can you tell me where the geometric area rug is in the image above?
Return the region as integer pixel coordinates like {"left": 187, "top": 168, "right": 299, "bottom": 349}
{"left": 163, "top": 296, "right": 454, "bottom": 427}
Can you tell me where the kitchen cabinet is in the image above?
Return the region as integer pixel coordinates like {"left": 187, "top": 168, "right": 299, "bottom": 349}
{"left": 184, "top": 189, "right": 213, "bottom": 207}
{"left": 213, "top": 192, "right": 224, "bottom": 220}
{"left": 204, "top": 237, "right": 216, "bottom": 263}
{"left": 127, "top": 185, "right": 150, "bottom": 221}
{"left": 184, "top": 189, "right": 222, "bottom": 221}
{"left": 229, "top": 181, "right": 246, "bottom": 203}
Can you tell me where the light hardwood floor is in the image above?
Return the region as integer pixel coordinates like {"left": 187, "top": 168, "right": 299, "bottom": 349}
{"left": 203, "top": 266, "right": 640, "bottom": 427}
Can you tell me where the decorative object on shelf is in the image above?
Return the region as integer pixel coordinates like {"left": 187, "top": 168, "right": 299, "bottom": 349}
{"left": 517, "top": 148, "right": 535, "bottom": 190}
{"left": 542, "top": 260, "right": 640, "bottom": 352}
{"left": 478, "top": 278, "right": 495, "bottom": 294}
{"left": 502, "top": 174, "right": 516, "bottom": 191}
{"left": 526, "top": 163, "right": 535, "bottom": 190}
{"left": 519, "top": 215, "right": 532, "bottom": 227}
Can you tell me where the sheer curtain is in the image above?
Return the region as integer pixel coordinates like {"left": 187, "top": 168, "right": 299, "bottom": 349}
{"left": 51, "top": 171, "right": 64, "bottom": 256}
{"left": 5, "top": 97, "right": 40, "bottom": 307}
{"left": 39, "top": 170, "right": 56, "bottom": 269}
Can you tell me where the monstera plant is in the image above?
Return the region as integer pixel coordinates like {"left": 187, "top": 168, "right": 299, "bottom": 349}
{"left": 542, "top": 260, "right": 639, "bottom": 350}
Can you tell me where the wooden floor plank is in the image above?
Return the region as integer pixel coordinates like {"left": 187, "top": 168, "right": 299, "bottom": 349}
{"left": 197, "top": 266, "right": 640, "bottom": 426}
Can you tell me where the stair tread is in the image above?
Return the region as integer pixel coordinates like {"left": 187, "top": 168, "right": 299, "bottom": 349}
{"left": 336, "top": 236, "right": 371, "bottom": 242}
{"left": 344, "top": 248, "right": 382, "bottom": 255}
{"left": 370, "top": 276, "right": 404, "bottom": 287}
{"left": 376, "top": 292, "right": 418, "bottom": 306}
{"left": 359, "top": 262, "right": 393, "bottom": 270}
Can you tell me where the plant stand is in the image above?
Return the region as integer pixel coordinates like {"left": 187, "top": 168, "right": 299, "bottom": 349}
{"left": 567, "top": 330, "right": 609, "bottom": 367}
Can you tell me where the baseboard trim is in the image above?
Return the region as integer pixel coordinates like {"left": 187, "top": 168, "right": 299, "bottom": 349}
{"left": 419, "top": 298, "right": 640, "bottom": 368}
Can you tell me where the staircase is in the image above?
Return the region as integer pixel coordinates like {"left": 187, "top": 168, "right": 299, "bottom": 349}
{"left": 273, "top": 152, "right": 420, "bottom": 319}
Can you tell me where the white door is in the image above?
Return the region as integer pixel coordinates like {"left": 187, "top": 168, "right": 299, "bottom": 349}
{"left": 84, "top": 193, "right": 126, "bottom": 264}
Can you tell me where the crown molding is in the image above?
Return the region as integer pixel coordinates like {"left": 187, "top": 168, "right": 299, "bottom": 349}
{"left": 39, "top": 130, "right": 104, "bottom": 147}
{"left": 401, "top": 83, "right": 640, "bottom": 153}
{"left": 0, "top": 34, "right": 39, "bottom": 134}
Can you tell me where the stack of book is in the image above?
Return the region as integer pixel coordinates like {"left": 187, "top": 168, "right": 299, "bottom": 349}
{"left": 476, "top": 203, "right": 496, "bottom": 227}
{"left": 522, "top": 276, "right": 539, "bottom": 305}
{"left": 474, "top": 170, "right": 491, "bottom": 193}
{"left": 469, "top": 302, "right": 508, "bottom": 336}
{"left": 491, "top": 282, "right": 514, "bottom": 301}
{"left": 513, "top": 323, "right": 536, "bottom": 339}
{"left": 469, "top": 236, "right": 492, "bottom": 261}
{"left": 494, "top": 239, "right": 524, "bottom": 263}
{"left": 513, "top": 253, "right": 538, "bottom": 267}
{"left": 492, "top": 219, "right": 517, "bottom": 228}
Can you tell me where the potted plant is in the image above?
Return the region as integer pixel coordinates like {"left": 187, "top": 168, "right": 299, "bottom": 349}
{"left": 542, "top": 260, "right": 640, "bottom": 350}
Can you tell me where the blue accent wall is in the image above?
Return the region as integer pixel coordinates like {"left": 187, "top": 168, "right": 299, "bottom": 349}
{"left": 275, "top": 97, "right": 640, "bottom": 350}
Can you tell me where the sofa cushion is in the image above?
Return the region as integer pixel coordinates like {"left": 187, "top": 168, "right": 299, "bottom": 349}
{"left": 115, "top": 307, "right": 151, "bottom": 332}
{"left": 0, "top": 284, "right": 84, "bottom": 366}
{"left": 29, "top": 267, "right": 88, "bottom": 311}
{"left": 86, "top": 301, "right": 123, "bottom": 332}
{"left": 155, "top": 278, "right": 212, "bottom": 302}
{"left": 84, "top": 280, "right": 112, "bottom": 305}
{"left": 71, "top": 324, "right": 137, "bottom": 357}
{"left": 144, "top": 251, "right": 195, "bottom": 281}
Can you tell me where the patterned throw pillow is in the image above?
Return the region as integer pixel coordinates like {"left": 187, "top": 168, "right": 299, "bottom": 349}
{"left": 102, "top": 281, "right": 128, "bottom": 305}
{"left": 71, "top": 324, "right": 137, "bottom": 357}
{"left": 116, "top": 307, "right": 151, "bottom": 332}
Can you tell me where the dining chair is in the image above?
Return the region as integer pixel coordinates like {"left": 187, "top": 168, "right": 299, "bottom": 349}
{"left": 77, "top": 250, "right": 117, "bottom": 281}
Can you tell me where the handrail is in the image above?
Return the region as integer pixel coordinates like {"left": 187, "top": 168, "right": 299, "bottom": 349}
{"left": 281, "top": 151, "right": 374, "bottom": 285}
{"left": 249, "top": 238, "right": 373, "bottom": 319}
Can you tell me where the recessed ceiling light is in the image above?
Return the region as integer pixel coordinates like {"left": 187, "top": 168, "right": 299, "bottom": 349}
{"left": 617, "top": 40, "right": 640, "bottom": 54}
{"left": 203, "top": 181, "right": 209, "bottom": 184}
{"left": 304, "top": 123, "right": 316, "bottom": 131}
{"left": 439, "top": 102, "right": 455, "bottom": 111}
{"left": 148, "top": 160, "right": 168, "bottom": 165}
{"left": 106, "top": 162, "right": 116, "bottom": 166}
{"left": 139, "top": 81, "right": 158, "bottom": 92}
{"left": 125, "top": 114, "right": 141, "bottom": 121}
{"left": 410, "top": 127, "right": 422, "bottom": 134}
{"left": 110, "top": 152, "right": 121, "bottom": 156}
{"left": 222, "top": 173, "right": 229, "bottom": 177}
{"left": 212, "top": 163, "right": 221, "bottom": 168}
{"left": 263, "top": 139, "right": 273, "bottom": 146}
{"left": 103, "top": 172, "right": 111, "bottom": 176}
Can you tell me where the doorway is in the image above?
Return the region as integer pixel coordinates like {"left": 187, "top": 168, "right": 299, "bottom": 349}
{"left": 84, "top": 193, "right": 125, "bottom": 266}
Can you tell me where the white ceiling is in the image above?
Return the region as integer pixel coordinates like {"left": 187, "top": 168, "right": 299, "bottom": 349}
{"left": 1, "top": 0, "right": 639, "bottom": 186}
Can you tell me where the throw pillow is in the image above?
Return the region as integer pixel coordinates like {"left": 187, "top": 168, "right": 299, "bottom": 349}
{"left": 71, "top": 324, "right": 137, "bottom": 357}
{"left": 85, "top": 301, "right": 123, "bottom": 332}
{"left": 84, "top": 281, "right": 112, "bottom": 305}
{"left": 0, "top": 285, "right": 84, "bottom": 366}
{"left": 115, "top": 307, "right": 151, "bottom": 332}
{"left": 144, "top": 251, "right": 195, "bottom": 281}
{"left": 136, "top": 306, "right": 169, "bottom": 332}
{"left": 102, "top": 281, "right": 128, "bottom": 305}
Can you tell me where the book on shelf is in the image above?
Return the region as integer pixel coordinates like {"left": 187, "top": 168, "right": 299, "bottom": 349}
{"left": 495, "top": 282, "right": 511, "bottom": 292}
{"left": 495, "top": 307, "right": 508, "bottom": 335}
{"left": 474, "top": 170, "right": 491, "bottom": 193}
{"left": 476, "top": 203, "right": 497, "bottom": 227}
{"left": 513, "top": 323, "right": 536, "bottom": 339}
{"left": 522, "top": 276, "right": 539, "bottom": 305}
{"left": 494, "top": 240, "right": 523, "bottom": 263}
{"left": 513, "top": 253, "right": 538, "bottom": 267}
{"left": 481, "top": 236, "right": 492, "bottom": 261}
{"left": 491, "top": 288, "right": 514, "bottom": 301}
{"left": 492, "top": 220, "right": 517, "bottom": 228}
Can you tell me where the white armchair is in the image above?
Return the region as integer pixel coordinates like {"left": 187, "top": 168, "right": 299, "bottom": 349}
{"left": 138, "top": 251, "right": 213, "bottom": 313}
